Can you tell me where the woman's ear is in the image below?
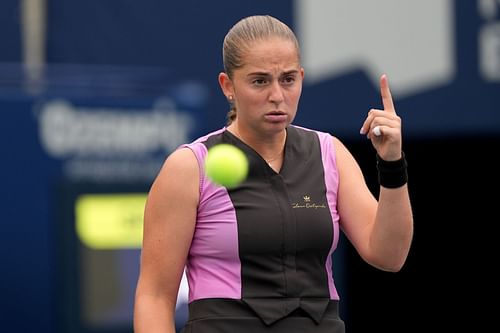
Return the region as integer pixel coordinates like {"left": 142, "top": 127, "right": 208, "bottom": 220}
{"left": 218, "top": 72, "right": 234, "bottom": 99}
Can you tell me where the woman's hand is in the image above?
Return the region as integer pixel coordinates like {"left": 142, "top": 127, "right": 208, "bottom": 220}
{"left": 360, "top": 74, "right": 402, "bottom": 161}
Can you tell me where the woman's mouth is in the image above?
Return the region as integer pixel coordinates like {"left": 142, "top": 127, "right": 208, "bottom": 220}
{"left": 264, "top": 111, "right": 287, "bottom": 122}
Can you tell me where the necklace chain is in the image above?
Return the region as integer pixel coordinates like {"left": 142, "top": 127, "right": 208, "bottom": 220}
{"left": 264, "top": 146, "right": 284, "bottom": 164}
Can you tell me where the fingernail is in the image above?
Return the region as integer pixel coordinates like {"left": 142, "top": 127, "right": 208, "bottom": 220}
{"left": 359, "top": 128, "right": 366, "bottom": 135}
{"left": 373, "top": 126, "right": 381, "bottom": 137}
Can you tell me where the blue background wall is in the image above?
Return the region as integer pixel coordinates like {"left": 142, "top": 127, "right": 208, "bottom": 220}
{"left": 0, "top": 1, "right": 497, "bottom": 332}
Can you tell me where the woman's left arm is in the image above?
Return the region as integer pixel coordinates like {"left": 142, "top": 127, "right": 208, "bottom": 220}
{"left": 337, "top": 74, "right": 413, "bottom": 271}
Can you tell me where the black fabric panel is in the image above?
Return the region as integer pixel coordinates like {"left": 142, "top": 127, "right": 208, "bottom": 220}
{"left": 183, "top": 299, "right": 345, "bottom": 333}
{"left": 280, "top": 127, "right": 334, "bottom": 298}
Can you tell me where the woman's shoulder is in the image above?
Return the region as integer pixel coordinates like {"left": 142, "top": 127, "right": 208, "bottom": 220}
{"left": 157, "top": 147, "right": 199, "bottom": 183}
{"left": 159, "top": 127, "right": 228, "bottom": 181}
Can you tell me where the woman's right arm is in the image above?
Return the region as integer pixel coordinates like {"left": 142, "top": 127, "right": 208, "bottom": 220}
{"left": 134, "top": 148, "right": 199, "bottom": 333}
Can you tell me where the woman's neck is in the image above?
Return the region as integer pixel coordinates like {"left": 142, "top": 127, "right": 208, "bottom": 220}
{"left": 228, "top": 123, "right": 287, "bottom": 164}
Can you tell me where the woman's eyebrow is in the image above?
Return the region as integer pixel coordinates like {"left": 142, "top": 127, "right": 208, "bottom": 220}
{"left": 247, "top": 69, "right": 299, "bottom": 77}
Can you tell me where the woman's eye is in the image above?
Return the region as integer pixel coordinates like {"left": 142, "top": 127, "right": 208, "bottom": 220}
{"left": 253, "top": 79, "right": 267, "bottom": 85}
{"left": 282, "top": 76, "right": 295, "bottom": 84}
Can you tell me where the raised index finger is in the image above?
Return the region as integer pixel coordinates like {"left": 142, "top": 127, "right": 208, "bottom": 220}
{"left": 380, "top": 74, "right": 395, "bottom": 113}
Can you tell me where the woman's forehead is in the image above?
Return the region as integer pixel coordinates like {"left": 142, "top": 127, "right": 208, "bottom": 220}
{"left": 239, "top": 38, "right": 300, "bottom": 71}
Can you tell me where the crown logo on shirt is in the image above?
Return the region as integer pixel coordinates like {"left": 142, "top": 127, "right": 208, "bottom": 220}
{"left": 292, "top": 194, "right": 326, "bottom": 209}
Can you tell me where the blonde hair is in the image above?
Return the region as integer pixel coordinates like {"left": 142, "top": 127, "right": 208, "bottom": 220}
{"left": 222, "top": 15, "right": 301, "bottom": 125}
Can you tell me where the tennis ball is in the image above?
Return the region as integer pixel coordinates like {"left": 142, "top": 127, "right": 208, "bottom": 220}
{"left": 204, "top": 144, "right": 249, "bottom": 188}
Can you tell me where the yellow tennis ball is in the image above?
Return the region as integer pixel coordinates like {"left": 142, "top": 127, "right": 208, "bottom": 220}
{"left": 204, "top": 144, "right": 249, "bottom": 188}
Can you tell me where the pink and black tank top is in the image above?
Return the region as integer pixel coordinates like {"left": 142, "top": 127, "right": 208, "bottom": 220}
{"left": 182, "top": 125, "right": 341, "bottom": 324}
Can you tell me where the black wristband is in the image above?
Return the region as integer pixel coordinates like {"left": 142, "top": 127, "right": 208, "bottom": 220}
{"left": 376, "top": 152, "right": 408, "bottom": 188}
